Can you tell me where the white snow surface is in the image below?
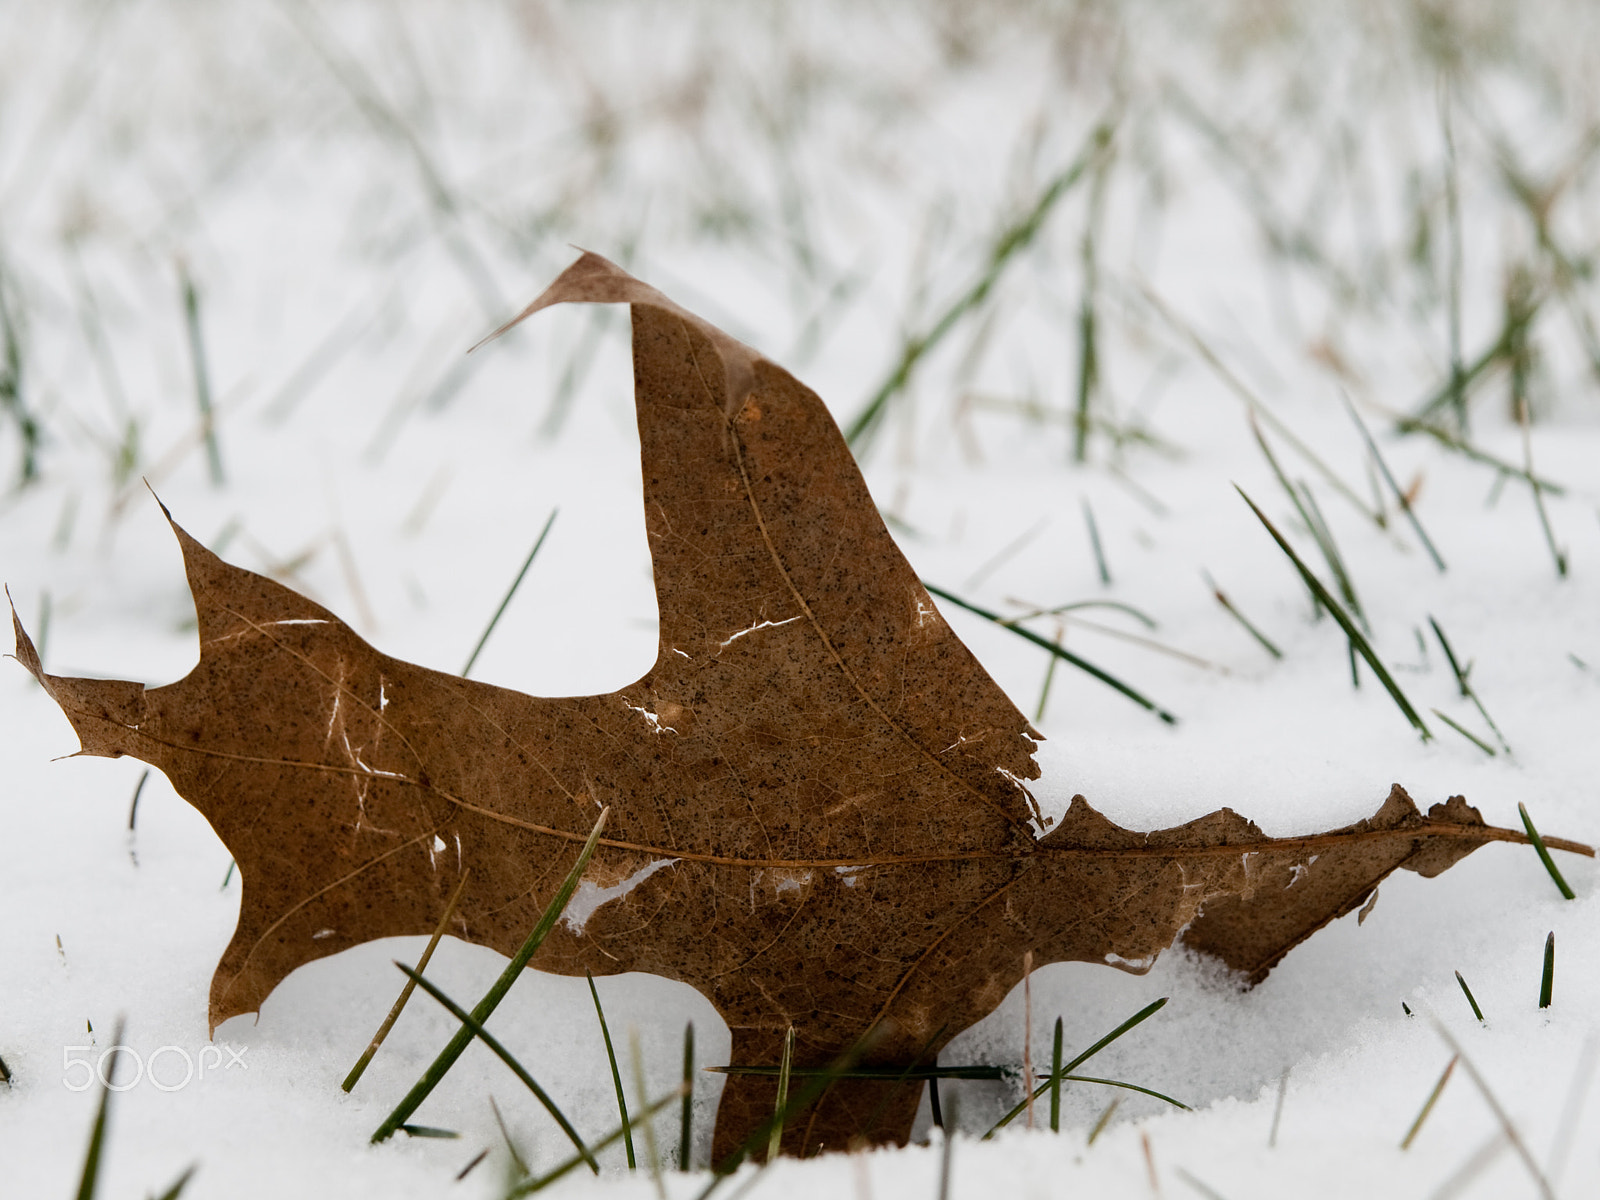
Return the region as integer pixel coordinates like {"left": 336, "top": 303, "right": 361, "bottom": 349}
{"left": 2, "top": 2, "right": 1599, "bottom": 1197}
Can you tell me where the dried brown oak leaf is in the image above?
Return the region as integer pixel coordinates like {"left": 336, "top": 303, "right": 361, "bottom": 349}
{"left": 15, "top": 252, "right": 1592, "bottom": 1159}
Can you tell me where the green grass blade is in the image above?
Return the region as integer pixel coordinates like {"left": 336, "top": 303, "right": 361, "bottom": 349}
{"left": 75, "top": 1017, "right": 126, "bottom": 1200}
{"left": 506, "top": 1086, "right": 687, "bottom": 1198}
{"left": 1296, "top": 483, "right": 1364, "bottom": 625}
{"left": 1540, "top": 932, "right": 1555, "bottom": 1009}
{"left": 708, "top": 1064, "right": 1008, "bottom": 1081}
{"left": 586, "top": 971, "right": 635, "bottom": 1169}
{"left": 985, "top": 997, "right": 1169, "bottom": 1137}
{"left": 1517, "top": 399, "right": 1568, "bottom": 579}
{"left": 1455, "top": 971, "right": 1486, "bottom": 1023}
{"left": 1519, "top": 803, "right": 1576, "bottom": 900}
{"left": 1049, "top": 1018, "right": 1063, "bottom": 1133}
{"left": 1429, "top": 617, "right": 1511, "bottom": 752}
{"left": 1054, "top": 1074, "right": 1189, "bottom": 1110}
{"left": 1237, "top": 488, "right": 1431, "bottom": 741}
{"left": 373, "top": 807, "right": 609, "bottom": 1143}
{"left": 395, "top": 963, "right": 598, "bottom": 1173}
{"left": 679, "top": 1023, "right": 695, "bottom": 1171}
{"left": 463, "top": 507, "right": 559, "bottom": 677}
{"left": 696, "top": 1027, "right": 888, "bottom": 1198}
{"left": 1429, "top": 617, "right": 1470, "bottom": 695}
{"left": 344, "top": 869, "right": 471, "bottom": 1092}
{"left": 1431, "top": 709, "right": 1496, "bottom": 757}
{"left": 922, "top": 582, "right": 1177, "bottom": 724}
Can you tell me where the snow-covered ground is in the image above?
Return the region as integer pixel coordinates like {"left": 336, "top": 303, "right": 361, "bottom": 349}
{"left": 3, "top": 2, "right": 1599, "bottom": 1196}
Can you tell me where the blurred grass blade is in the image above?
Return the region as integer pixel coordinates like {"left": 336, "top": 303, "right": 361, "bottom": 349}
{"left": 1087, "top": 1098, "right": 1119, "bottom": 1145}
{"left": 1401, "top": 1056, "right": 1457, "bottom": 1149}
{"left": 698, "top": 1026, "right": 887, "bottom": 1196}
{"left": 1202, "top": 570, "right": 1282, "bottom": 659}
{"left": 177, "top": 262, "right": 224, "bottom": 487}
{"left": 1268, "top": 1068, "right": 1288, "bottom": 1147}
{"left": 395, "top": 962, "right": 598, "bottom": 1173}
{"left": 1174, "top": 1167, "right": 1233, "bottom": 1200}
{"left": 1083, "top": 498, "right": 1111, "bottom": 584}
{"left": 1430, "top": 1020, "right": 1558, "bottom": 1200}
{"left": 490, "top": 1095, "right": 530, "bottom": 1177}
{"left": 373, "top": 807, "right": 609, "bottom": 1143}
{"left": 1394, "top": 414, "right": 1564, "bottom": 494}
{"left": 847, "top": 119, "right": 1115, "bottom": 451}
{"left": 1034, "top": 626, "right": 1064, "bottom": 723}
{"left": 1519, "top": 803, "right": 1576, "bottom": 900}
{"left": 986, "top": 997, "right": 1169, "bottom": 1137}
{"left": 1073, "top": 150, "right": 1112, "bottom": 464}
{"left": 1517, "top": 399, "right": 1568, "bottom": 578}
{"left": 1142, "top": 286, "right": 1378, "bottom": 526}
{"left": 151, "top": 1165, "right": 198, "bottom": 1200}
{"left": 463, "top": 508, "right": 559, "bottom": 677}
{"left": 455, "top": 1150, "right": 488, "bottom": 1182}
{"left": 0, "top": 268, "right": 40, "bottom": 486}
{"left": 1408, "top": 292, "right": 1545, "bottom": 425}
{"left": 344, "top": 869, "right": 471, "bottom": 1092}
{"left": 768, "top": 1025, "right": 795, "bottom": 1163}
{"left": 1342, "top": 393, "right": 1445, "bottom": 571}
{"left": 630, "top": 1028, "right": 666, "bottom": 1197}
{"left": 936, "top": 1094, "right": 957, "bottom": 1200}
{"left": 923, "top": 582, "right": 1177, "bottom": 724}
{"left": 507, "top": 1086, "right": 687, "bottom": 1198}
{"left": 1237, "top": 488, "right": 1431, "bottom": 741}
{"left": 75, "top": 1016, "right": 126, "bottom": 1200}
{"left": 586, "top": 971, "right": 635, "bottom": 1169}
